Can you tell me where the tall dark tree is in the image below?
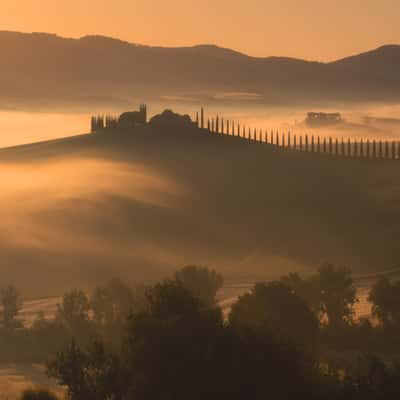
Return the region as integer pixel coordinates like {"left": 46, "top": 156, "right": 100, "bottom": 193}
{"left": 369, "top": 277, "right": 400, "bottom": 327}
{"left": 0, "top": 284, "right": 22, "bottom": 330}
{"left": 47, "top": 341, "right": 125, "bottom": 400}
{"left": 229, "top": 282, "right": 318, "bottom": 352}
{"left": 174, "top": 265, "right": 223, "bottom": 307}
{"left": 316, "top": 264, "right": 357, "bottom": 328}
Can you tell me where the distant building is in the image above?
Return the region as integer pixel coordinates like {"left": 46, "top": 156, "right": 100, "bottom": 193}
{"left": 118, "top": 104, "right": 147, "bottom": 128}
{"left": 305, "top": 112, "right": 342, "bottom": 128}
{"left": 91, "top": 104, "right": 147, "bottom": 133}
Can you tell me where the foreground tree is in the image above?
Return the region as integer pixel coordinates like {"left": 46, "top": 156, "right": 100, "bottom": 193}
{"left": 316, "top": 264, "right": 357, "bottom": 328}
{"left": 229, "top": 282, "right": 318, "bottom": 352}
{"left": 48, "top": 279, "right": 318, "bottom": 400}
{"left": 124, "top": 280, "right": 228, "bottom": 399}
{"left": 56, "top": 289, "right": 94, "bottom": 343}
{"left": 47, "top": 341, "right": 124, "bottom": 400}
{"left": 369, "top": 277, "right": 400, "bottom": 327}
{"left": 174, "top": 265, "right": 223, "bottom": 306}
{"left": 283, "top": 265, "right": 357, "bottom": 328}
{"left": 0, "top": 284, "right": 22, "bottom": 330}
{"left": 281, "top": 272, "right": 320, "bottom": 313}
{"left": 90, "top": 278, "right": 147, "bottom": 349}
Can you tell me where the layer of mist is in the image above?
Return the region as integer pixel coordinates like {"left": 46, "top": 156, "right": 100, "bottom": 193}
{"left": 1, "top": 118, "right": 400, "bottom": 298}
{"left": 2, "top": 102, "right": 400, "bottom": 149}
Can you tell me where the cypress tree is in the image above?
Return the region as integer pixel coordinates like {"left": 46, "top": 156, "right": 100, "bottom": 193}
{"left": 372, "top": 140, "right": 377, "bottom": 159}
{"left": 294, "top": 134, "right": 297, "bottom": 150}
{"left": 335, "top": 138, "right": 339, "bottom": 156}
{"left": 347, "top": 138, "right": 351, "bottom": 157}
{"left": 305, "top": 134, "right": 309, "bottom": 152}
{"left": 227, "top": 120, "right": 230, "bottom": 135}
{"left": 299, "top": 135, "right": 303, "bottom": 151}
{"left": 323, "top": 137, "right": 327, "bottom": 153}
{"left": 317, "top": 136, "right": 321, "bottom": 153}
{"left": 311, "top": 135, "right": 315, "bottom": 152}
{"left": 378, "top": 141, "right": 383, "bottom": 159}
{"left": 270, "top": 130, "right": 274, "bottom": 144}
{"left": 201, "top": 107, "right": 204, "bottom": 129}
{"left": 341, "top": 138, "right": 345, "bottom": 156}
{"left": 282, "top": 133, "right": 285, "bottom": 148}
{"left": 366, "top": 140, "right": 370, "bottom": 158}
{"left": 276, "top": 131, "right": 280, "bottom": 147}
{"left": 329, "top": 137, "right": 333, "bottom": 154}
{"left": 288, "top": 131, "right": 291, "bottom": 148}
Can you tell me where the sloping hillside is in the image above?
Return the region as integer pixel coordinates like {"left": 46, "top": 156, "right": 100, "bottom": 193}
{"left": 1, "top": 31, "right": 400, "bottom": 109}
{"left": 0, "top": 121, "right": 399, "bottom": 296}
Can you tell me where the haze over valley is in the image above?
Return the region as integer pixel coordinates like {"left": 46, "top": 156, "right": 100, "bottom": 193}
{"left": 2, "top": 5, "right": 400, "bottom": 398}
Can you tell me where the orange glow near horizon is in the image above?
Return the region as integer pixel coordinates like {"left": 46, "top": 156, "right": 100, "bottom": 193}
{"left": 1, "top": 0, "right": 400, "bottom": 61}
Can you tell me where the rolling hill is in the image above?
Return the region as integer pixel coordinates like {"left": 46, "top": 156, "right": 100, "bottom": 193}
{"left": 1, "top": 119, "right": 400, "bottom": 297}
{"left": 1, "top": 31, "right": 400, "bottom": 110}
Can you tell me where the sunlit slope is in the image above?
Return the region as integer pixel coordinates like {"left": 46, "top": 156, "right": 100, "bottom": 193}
{"left": 0, "top": 125, "right": 399, "bottom": 296}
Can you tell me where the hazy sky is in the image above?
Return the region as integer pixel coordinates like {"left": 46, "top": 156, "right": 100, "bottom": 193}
{"left": 2, "top": 0, "right": 400, "bottom": 61}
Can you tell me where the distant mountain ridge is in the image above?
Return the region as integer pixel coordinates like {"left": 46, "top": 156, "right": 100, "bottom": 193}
{"left": 0, "top": 31, "right": 400, "bottom": 109}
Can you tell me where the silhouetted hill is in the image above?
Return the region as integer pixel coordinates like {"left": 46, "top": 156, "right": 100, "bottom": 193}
{"left": 1, "top": 121, "right": 400, "bottom": 296}
{"left": 1, "top": 31, "right": 400, "bottom": 110}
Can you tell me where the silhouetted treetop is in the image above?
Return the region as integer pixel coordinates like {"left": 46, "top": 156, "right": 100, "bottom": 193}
{"left": 149, "top": 110, "right": 195, "bottom": 128}
{"left": 174, "top": 265, "right": 223, "bottom": 307}
{"left": 229, "top": 281, "right": 318, "bottom": 351}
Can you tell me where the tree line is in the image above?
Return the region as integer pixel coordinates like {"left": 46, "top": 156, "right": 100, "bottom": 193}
{"left": 201, "top": 113, "right": 400, "bottom": 160}
{"left": 3, "top": 264, "right": 400, "bottom": 399}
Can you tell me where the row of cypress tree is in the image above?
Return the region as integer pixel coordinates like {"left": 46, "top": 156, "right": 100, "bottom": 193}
{"left": 197, "top": 111, "right": 400, "bottom": 160}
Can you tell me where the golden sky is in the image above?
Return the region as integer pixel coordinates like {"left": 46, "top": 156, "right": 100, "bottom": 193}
{"left": 2, "top": 0, "right": 400, "bottom": 61}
